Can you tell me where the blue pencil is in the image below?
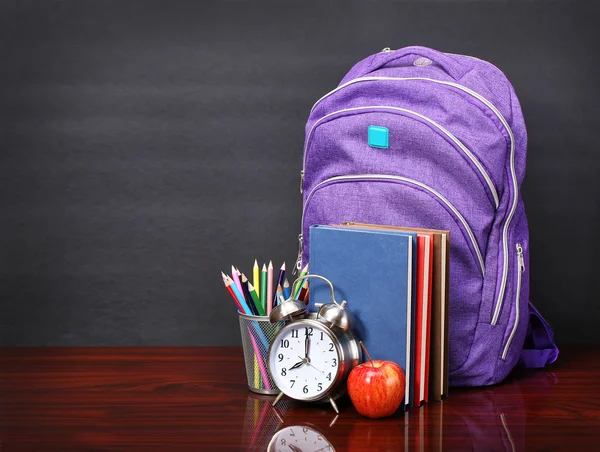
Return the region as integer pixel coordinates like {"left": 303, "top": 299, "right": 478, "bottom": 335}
{"left": 282, "top": 278, "right": 291, "bottom": 299}
{"left": 223, "top": 272, "right": 252, "bottom": 315}
{"left": 250, "top": 321, "right": 270, "bottom": 351}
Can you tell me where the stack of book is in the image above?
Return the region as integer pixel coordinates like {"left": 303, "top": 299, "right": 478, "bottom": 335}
{"left": 308, "top": 222, "right": 450, "bottom": 410}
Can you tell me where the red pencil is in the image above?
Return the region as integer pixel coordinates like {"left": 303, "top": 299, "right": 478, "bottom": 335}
{"left": 298, "top": 280, "right": 309, "bottom": 304}
{"left": 222, "top": 272, "right": 243, "bottom": 312}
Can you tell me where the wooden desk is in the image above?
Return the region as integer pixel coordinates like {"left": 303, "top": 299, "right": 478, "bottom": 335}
{"left": 1, "top": 346, "right": 598, "bottom": 451}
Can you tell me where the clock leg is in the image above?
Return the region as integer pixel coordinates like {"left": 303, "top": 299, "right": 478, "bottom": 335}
{"left": 271, "top": 391, "right": 285, "bottom": 408}
{"left": 328, "top": 396, "right": 339, "bottom": 414}
{"left": 329, "top": 414, "right": 339, "bottom": 428}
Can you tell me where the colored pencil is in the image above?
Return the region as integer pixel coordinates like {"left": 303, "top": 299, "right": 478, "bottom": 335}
{"left": 253, "top": 398, "right": 258, "bottom": 426}
{"left": 298, "top": 280, "right": 309, "bottom": 304}
{"left": 282, "top": 278, "right": 291, "bottom": 299}
{"left": 254, "top": 355, "right": 260, "bottom": 389}
{"left": 248, "top": 397, "right": 270, "bottom": 451}
{"left": 250, "top": 319, "right": 270, "bottom": 350}
{"left": 247, "top": 282, "right": 264, "bottom": 316}
{"left": 222, "top": 272, "right": 243, "bottom": 312}
{"left": 241, "top": 273, "right": 259, "bottom": 316}
{"left": 261, "top": 263, "right": 268, "bottom": 316}
{"left": 273, "top": 262, "right": 286, "bottom": 309}
{"left": 267, "top": 261, "right": 274, "bottom": 316}
{"left": 231, "top": 265, "right": 244, "bottom": 297}
{"left": 276, "top": 284, "right": 284, "bottom": 305}
{"left": 253, "top": 259, "right": 260, "bottom": 299}
{"left": 226, "top": 274, "right": 252, "bottom": 314}
{"left": 247, "top": 326, "right": 271, "bottom": 390}
{"left": 293, "top": 264, "right": 309, "bottom": 299}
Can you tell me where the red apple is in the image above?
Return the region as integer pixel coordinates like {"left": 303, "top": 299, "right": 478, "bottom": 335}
{"left": 347, "top": 343, "right": 406, "bottom": 419}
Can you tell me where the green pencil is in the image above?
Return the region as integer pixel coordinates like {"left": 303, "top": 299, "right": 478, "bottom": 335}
{"left": 261, "top": 263, "right": 268, "bottom": 316}
{"left": 247, "top": 282, "right": 264, "bottom": 316}
{"left": 293, "top": 264, "right": 309, "bottom": 299}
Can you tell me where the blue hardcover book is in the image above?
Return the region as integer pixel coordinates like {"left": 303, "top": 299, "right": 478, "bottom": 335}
{"left": 308, "top": 224, "right": 417, "bottom": 409}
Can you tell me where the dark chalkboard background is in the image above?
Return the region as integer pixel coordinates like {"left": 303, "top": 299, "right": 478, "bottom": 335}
{"left": 1, "top": 0, "right": 598, "bottom": 345}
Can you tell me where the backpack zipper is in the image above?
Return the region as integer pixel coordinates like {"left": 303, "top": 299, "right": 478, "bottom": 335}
{"left": 297, "top": 174, "right": 485, "bottom": 276}
{"left": 501, "top": 243, "right": 525, "bottom": 360}
{"left": 306, "top": 76, "right": 517, "bottom": 325}
{"left": 302, "top": 106, "right": 499, "bottom": 208}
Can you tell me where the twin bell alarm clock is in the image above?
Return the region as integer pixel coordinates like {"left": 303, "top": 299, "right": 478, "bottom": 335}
{"left": 267, "top": 274, "right": 361, "bottom": 413}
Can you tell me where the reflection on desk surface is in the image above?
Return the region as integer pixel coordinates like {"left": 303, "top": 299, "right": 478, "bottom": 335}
{"left": 241, "top": 369, "right": 559, "bottom": 451}
{"left": 5, "top": 347, "right": 598, "bottom": 451}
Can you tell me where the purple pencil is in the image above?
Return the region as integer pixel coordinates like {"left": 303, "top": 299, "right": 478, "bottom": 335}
{"left": 273, "top": 262, "right": 285, "bottom": 309}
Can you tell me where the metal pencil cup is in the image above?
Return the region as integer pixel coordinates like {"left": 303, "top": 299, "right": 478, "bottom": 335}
{"left": 239, "top": 312, "right": 283, "bottom": 395}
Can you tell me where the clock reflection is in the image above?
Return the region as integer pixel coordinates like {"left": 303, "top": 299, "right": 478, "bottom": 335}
{"left": 267, "top": 425, "right": 335, "bottom": 452}
{"left": 240, "top": 394, "right": 339, "bottom": 451}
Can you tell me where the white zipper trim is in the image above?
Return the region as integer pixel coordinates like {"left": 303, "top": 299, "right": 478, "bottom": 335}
{"left": 302, "top": 174, "right": 485, "bottom": 276}
{"left": 502, "top": 243, "right": 525, "bottom": 360}
{"left": 307, "top": 76, "right": 517, "bottom": 325}
{"left": 303, "top": 105, "right": 499, "bottom": 209}
{"left": 500, "top": 413, "right": 516, "bottom": 452}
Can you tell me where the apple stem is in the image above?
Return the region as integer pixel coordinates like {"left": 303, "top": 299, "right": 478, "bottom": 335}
{"left": 359, "top": 341, "right": 375, "bottom": 367}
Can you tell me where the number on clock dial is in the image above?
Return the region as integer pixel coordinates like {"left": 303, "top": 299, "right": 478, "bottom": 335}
{"left": 270, "top": 324, "right": 340, "bottom": 399}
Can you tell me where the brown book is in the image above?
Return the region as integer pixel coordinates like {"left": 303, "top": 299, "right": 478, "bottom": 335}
{"left": 342, "top": 222, "right": 450, "bottom": 401}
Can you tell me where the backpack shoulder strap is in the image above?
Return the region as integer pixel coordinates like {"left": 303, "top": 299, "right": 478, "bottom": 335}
{"left": 519, "top": 301, "right": 559, "bottom": 368}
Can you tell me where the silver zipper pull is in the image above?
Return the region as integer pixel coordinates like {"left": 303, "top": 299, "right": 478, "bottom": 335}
{"left": 381, "top": 47, "right": 393, "bottom": 53}
{"left": 293, "top": 234, "right": 303, "bottom": 275}
{"left": 300, "top": 170, "right": 304, "bottom": 194}
{"left": 516, "top": 243, "right": 525, "bottom": 272}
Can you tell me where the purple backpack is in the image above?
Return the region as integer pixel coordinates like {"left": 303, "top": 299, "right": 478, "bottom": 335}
{"left": 298, "top": 46, "right": 558, "bottom": 386}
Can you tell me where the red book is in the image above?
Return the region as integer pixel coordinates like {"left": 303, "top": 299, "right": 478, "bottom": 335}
{"left": 413, "top": 233, "right": 434, "bottom": 406}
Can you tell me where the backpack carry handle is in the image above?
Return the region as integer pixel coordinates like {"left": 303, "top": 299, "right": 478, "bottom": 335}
{"left": 349, "top": 46, "right": 470, "bottom": 81}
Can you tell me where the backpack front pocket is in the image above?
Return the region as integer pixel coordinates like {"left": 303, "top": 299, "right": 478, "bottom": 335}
{"left": 302, "top": 106, "right": 501, "bottom": 210}
{"left": 300, "top": 174, "right": 486, "bottom": 372}
{"left": 501, "top": 243, "right": 525, "bottom": 360}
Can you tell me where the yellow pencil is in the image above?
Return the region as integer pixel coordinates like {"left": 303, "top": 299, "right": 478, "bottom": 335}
{"left": 254, "top": 355, "right": 260, "bottom": 389}
{"left": 253, "top": 259, "right": 260, "bottom": 299}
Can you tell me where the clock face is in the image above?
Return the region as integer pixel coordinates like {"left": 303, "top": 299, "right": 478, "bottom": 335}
{"left": 268, "top": 321, "right": 340, "bottom": 401}
{"left": 267, "top": 425, "right": 335, "bottom": 452}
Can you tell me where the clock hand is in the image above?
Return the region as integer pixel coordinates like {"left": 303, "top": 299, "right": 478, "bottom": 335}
{"left": 314, "top": 446, "right": 332, "bottom": 452}
{"left": 305, "top": 333, "right": 310, "bottom": 361}
{"left": 288, "top": 444, "right": 303, "bottom": 452}
{"left": 289, "top": 360, "right": 304, "bottom": 370}
{"left": 308, "top": 362, "right": 325, "bottom": 375}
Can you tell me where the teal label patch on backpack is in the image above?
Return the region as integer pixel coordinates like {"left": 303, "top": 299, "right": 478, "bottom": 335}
{"left": 368, "top": 125, "right": 389, "bottom": 149}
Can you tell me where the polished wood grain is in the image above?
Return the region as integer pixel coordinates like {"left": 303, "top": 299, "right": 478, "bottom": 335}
{"left": 1, "top": 346, "right": 599, "bottom": 451}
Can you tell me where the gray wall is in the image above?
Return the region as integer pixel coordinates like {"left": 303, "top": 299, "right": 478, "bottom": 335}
{"left": 1, "top": 0, "right": 598, "bottom": 345}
